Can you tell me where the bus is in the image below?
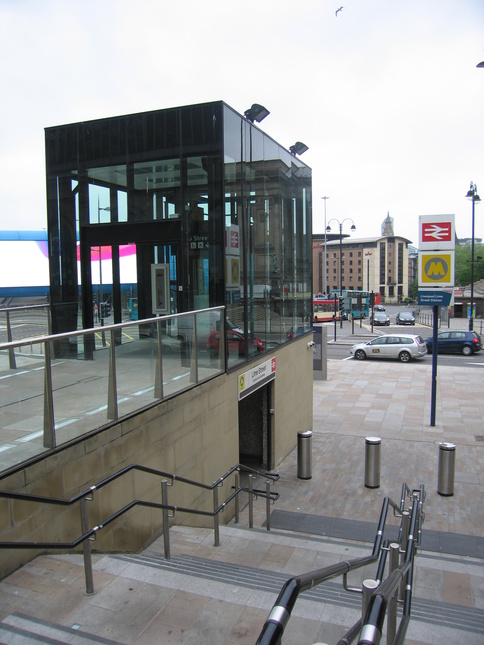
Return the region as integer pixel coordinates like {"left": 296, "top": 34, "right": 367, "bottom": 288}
{"left": 313, "top": 298, "right": 340, "bottom": 323}
{"left": 329, "top": 290, "right": 373, "bottom": 319}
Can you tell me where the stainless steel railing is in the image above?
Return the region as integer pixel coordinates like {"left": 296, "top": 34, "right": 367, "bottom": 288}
{"left": 256, "top": 483, "right": 425, "bottom": 645}
{"left": 0, "top": 462, "right": 279, "bottom": 595}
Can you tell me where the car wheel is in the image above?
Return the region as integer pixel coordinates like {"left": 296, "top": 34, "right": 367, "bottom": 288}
{"left": 426, "top": 345, "right": 432, "bottom": 354}
{"left": 399, "top": 351, "right": 411, "bottom": 363}
{"left": 354, "top": 349, "right": 366, "bottom": 360}
{"left": 462, "top": 345, "right": 472, "bottom": 356}
{"left": 209, "top": 347, "right": 218, "bottom": 358}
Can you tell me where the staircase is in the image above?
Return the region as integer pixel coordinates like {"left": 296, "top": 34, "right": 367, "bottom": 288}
{"left": 0, "top": 521, "right": 483, "bottom": 644}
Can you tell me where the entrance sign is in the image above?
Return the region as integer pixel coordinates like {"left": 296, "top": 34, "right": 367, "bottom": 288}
{"left": 419, "top": 215, "right": 455, "bottom": 251}
{"left": 238, "top": 357, "right": 276, "bottom": 400}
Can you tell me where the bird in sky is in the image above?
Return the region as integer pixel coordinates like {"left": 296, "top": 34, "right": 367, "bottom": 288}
{"left": 335, "top": 6, "right": 343, "bottom": 16}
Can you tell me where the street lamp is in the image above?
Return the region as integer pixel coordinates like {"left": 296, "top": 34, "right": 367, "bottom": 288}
{"left": 321, "top": 197, "right": 329, "bottom": 296}
{"left": 326, "top": 217, "right": 356, "bottom": 327}
{"left": 466, "top": 182, "right": 481, "bottom": 331}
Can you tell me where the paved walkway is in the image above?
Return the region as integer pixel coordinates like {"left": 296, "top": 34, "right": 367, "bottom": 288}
{"left": 0, "top": 324, "right": 483, "bottom": 644}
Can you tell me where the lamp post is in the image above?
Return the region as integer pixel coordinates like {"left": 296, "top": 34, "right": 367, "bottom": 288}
{"left": 326, "top": 217, "right": 356, "bottom": 327}
{"left": 466, "top": 182, "right": 481, "bottom": 331}
{"left": 321, "top": 197, "right": 329, "bottom": 296}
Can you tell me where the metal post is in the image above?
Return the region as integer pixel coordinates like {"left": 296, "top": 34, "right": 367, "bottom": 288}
{"left": 438, "top": 442, "right": 456, "bottom": 496}
{"left": 234, "top": 471, "right": 240, "bottom": 524}
{"left": 107, "top": 329, "right": 118, "bottom": 420}
{"left": 6, "top": 311, "right": 16, "bottom": 369}
{"left": 80, "top": 497, "right": 95, "bottom": 595}
{"left": 430, "top": 305, "right": 439, "bottom": 427}
{"left": 248, "top": 474, "right": 254, "bottom": 529}
{"left": 266, "top": 480, "right": 271, "bottom": 531}
{"left": 154, "top": 320, "right": 164, "bottom": 399}
{"left": 161, "top": 479, "right": 170, "bottom": 560}
{"left": 339, "top": 223, "right": 343, "bottom": 328}
{"left": 43, "top": 339, "right": 55, "bottom": 449}
{"left": 322, "top": 196, "right": 329, "bottom": 296}
{"left": 362, "top": 579, "right": 379, "bottom": 622}
{"left": 213, "top": 485, "right": 220, "bottom": 546}
{"left": 190, "top": 313, "right": 198, "bottom": 383}
{"left": 470, "top": 193, "right": 476, "bottom": 331}
{"left": 399, "top": 511, "right": 410, "bottom": 601}
{"left": 364, "top": 437, "right": 381, "bottom": 488}
{"left": 387, "top": 542, "right": 400, "bottom": 644}
{"left": 297, "top": 431, "right": 312, "bottom": 479}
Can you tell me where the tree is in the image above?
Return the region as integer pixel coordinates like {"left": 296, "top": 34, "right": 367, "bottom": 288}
{"left": 455, "top": 243, "right": 484, "bottom": 286}
{"left": 408, "top": 278, "right": 418, "bottom": 300}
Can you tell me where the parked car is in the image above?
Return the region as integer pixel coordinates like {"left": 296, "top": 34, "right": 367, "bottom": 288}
{"left": 395, "top": 311, "right": 416, "bottom": 325}
{"left": 424, "top": 330, "right": 482, "bottom": 356}
{"left": 286, "top": 326, "right": 306, "bottom": 339}
{"left": 350, "top": 334, "right": 427, "bottom": 363}
{"left": 207, "top": 330, "right": 264, "bottom": 357}
{"left": 374, "top": 304, "right": 386, "bottom": 312}
{"left": 371, "top": 311, "right": 390, "bottom": 326}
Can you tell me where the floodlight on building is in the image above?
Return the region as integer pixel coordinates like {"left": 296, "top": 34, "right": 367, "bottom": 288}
{"left": 289, "top": 141, "right": 309, "bottom": 156}
{"left": 244, "top": 104, "right": 270, "bottom": 123}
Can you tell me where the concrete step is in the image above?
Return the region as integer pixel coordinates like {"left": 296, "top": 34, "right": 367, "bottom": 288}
{"left": 0, "top": 612, "right": 123, "bottom": 644}
{"left": 111, "top": 549, "right": 484, "bottom": 637}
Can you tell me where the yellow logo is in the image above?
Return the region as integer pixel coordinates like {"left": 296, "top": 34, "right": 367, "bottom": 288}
{"left": 239, "top": 374, "right": 245, "bottom": 392}
{"left": 420, "top": 253, "right": 453, "bottom": 284}
{"left": 231, "top": 259, "right": 240, "bottom": 285}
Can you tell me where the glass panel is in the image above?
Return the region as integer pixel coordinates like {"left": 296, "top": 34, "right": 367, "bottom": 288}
{"left": 0, "top": 339, "right": 49, "bottom": 469}
{"left": 132, "top": 159, "right": 181, "bottom": 222}
{"left": 90, "top": 245, "right": 112, "bottom": 326}
{"left": 0, "top": 309, "right": 226, "bottom": 472}
{"left": 120, "top": 244, "right": 137, "bottom": 321}
{"left": 224, "top": 114, "right": 312, "bottom": 359}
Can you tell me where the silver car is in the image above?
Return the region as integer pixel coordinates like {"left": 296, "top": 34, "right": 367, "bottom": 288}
{"left": 350, "top": 334, "right": 427, "bottom": 363}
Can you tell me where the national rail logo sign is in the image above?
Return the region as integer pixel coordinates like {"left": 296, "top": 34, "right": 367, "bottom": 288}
{"left": 418, "top": 252, "right": 454, "bottom": 287}
{"left": 419, "top": 214, "right": 455, "bottom": 251}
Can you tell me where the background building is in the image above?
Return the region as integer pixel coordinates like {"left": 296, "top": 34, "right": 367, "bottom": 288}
{"left": 312, "top": 214, "right": 412, "bottom": 302}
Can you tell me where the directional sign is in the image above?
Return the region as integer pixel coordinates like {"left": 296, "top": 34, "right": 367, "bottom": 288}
{"left": 418, "top": 290, "right": 453, "bottom": 307}
{"left": 418, "top": 251, "right": 454, "bottom": 287}
{"left": 419, "top": 215, "right": 455, "bottom": 250}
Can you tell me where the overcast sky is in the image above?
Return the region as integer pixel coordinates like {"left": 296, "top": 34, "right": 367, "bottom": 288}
{"left": 1, "top": 0, "right": 483, "bottom": 246}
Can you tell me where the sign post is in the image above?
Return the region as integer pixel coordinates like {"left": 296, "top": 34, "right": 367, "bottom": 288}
{"left": 418, "top": 215, "right": 455, "bottom": 427}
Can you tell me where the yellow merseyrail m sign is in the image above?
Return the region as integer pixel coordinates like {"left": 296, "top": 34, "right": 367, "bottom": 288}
{"left": 418, "top": 251, "right": 454, "bottom": 287}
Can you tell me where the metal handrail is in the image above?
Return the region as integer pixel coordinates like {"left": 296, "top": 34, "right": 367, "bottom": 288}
{"left": 256, "top": 484, "right": 425, "bottom": 645}
{"left": 0, "top": 462, "right": 278, "bottom": 594}
{"left": 0, "top": 305, "right": 224, "bottom": 352}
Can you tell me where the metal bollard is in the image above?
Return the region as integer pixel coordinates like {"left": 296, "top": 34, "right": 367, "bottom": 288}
{"left": 297, "top": 430, "right": 312, "bottom": 479}
{"left": 364, "top": 437, "right": 381, "bottom": 488}
{"left": 438, "top": 442, "right": 456, "bottom": 496}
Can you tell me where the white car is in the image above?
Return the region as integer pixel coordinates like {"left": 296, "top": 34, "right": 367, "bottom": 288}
{"left": 350, "top": 334, "right": 427, "bottom": 363}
